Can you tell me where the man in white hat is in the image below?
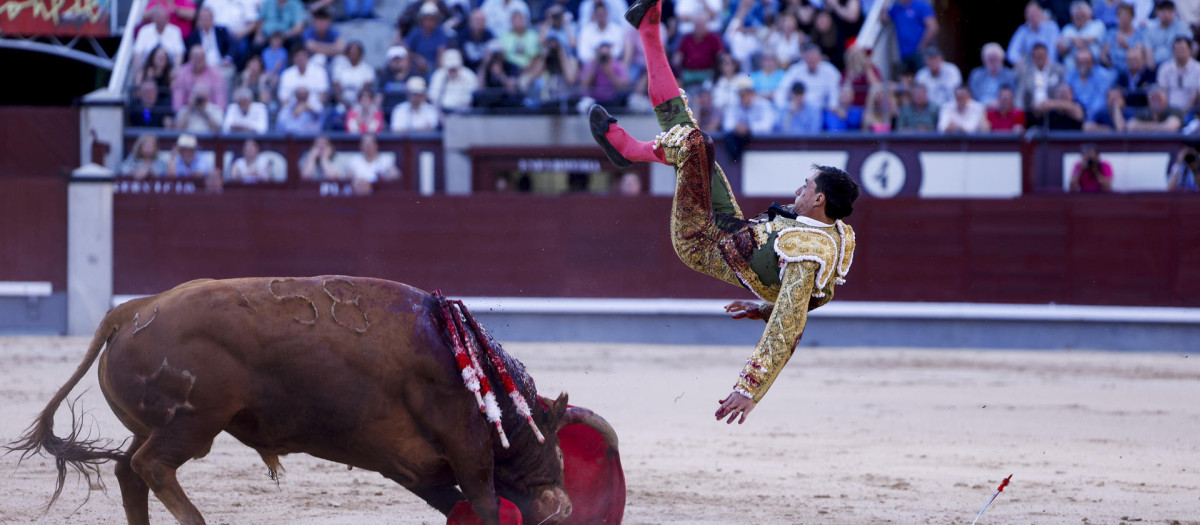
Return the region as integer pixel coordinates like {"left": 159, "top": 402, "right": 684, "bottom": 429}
{"left": 390, "top": 76, "right": 440, "bottom": 132}
{"left": 167, "top": 134, "right": 217, "bottom": 182}
{"left": 378, "top": 46, "right": 417, "bottom": 114}
{"left": 723, "top": 74, "right": 776, "bottom": 136}
{"left": 429, "top": 49, "right": 479, "bottom": 112}
{"left": 404, "top": 2, "right": 453, "bottom": 76}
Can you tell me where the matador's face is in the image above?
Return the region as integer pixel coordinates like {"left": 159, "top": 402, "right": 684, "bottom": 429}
{"left": 793, "top": 176, "right": 821, "bottom": 217}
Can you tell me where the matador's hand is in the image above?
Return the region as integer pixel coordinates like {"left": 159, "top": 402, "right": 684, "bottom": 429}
{"left": 715, "top": 392, "right": 756, "bottom": 424}
{"left": 724, "top": 300, "right": 764, "bottom": 320}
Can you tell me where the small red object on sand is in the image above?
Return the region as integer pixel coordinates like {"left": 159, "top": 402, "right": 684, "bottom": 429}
{"left": 996, "top": 475, "right": 1011, "bottom": 493}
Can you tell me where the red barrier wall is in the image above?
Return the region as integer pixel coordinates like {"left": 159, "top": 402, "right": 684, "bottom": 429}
{"left": 113, "top": 193, "right": 1200, "bottom": 307}
{"left": 0, "top": 108, "right": 75, "bottom": 290}
{"left": 0, "top": 178, "right": 68, "bottom": 290}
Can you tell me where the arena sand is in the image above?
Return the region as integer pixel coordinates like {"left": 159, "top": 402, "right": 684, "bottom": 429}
{"left": 0, "top": 336, "right": 1197, "bottom": 524}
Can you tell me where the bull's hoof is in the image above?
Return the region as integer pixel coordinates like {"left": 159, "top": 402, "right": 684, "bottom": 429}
{"left": 589, "top": 104, "right": 632, "bottom": 169}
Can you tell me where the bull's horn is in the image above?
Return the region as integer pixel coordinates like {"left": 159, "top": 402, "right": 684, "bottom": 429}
{"left": 559, "top": 407, "right": 619, "bottom": 451}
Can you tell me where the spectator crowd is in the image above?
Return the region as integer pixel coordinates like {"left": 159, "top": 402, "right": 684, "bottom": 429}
{"left": 127, "top": 0, "right": 1200, "bottom": 140}
{"left": 122, "top": 0, "right": 1200, "bottom": 183}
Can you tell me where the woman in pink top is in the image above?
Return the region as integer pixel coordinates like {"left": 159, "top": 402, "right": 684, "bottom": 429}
{"left": 1069, "top": 144, "right": 1114, "bottom": 193}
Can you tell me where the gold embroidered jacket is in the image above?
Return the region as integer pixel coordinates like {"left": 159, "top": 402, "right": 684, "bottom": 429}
{"left": 734, "top": 220, "right": 856, "bottom": 402}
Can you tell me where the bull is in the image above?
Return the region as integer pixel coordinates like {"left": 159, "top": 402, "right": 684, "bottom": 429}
{"left": 7, "top": 276, "right": 618, "bottom": 525}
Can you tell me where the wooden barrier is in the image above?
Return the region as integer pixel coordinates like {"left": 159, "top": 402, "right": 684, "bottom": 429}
{"left": 0, "top": 177, "right": 68, "bottom": 290}
{"left": 112, "top": 193, "right": 1200, "bottom": 307}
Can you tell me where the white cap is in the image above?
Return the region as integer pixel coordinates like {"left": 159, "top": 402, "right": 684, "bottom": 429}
{"left": 442, "top": 49, "right": 463, "bottom": 68}
{"left": 418, "top": 2, "right": 439, "bottom": 16}
{"left": 406, "top": 76, "right": 427, "bottom": 94}
{"left": 176, "top": 134, "right": 198, "bottom": 148}
{"left": 386, "top": 46, "right": 408, "bottom": 60}
{"left": 735, "top": 74, "right": 754, "bottom": 92}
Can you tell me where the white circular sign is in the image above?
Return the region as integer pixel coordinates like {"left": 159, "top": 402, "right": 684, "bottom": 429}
{"left": 860, "top": 151, "right": 906, "bottom": 198}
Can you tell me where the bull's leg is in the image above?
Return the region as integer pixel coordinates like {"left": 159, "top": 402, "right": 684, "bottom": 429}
{"left": 114, "top": 435, "right": 150, "bottom": 525}
{"left": 443, "top": 433, "right": 501, "bottom": 525}
{"left": 129, "top": 433, "right": 212, "bottom": 525}
{"left": 406, "top": 483, "right": 467, "bottom": 515}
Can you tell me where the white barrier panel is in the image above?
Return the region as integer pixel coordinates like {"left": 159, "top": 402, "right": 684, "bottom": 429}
{"left": 918, "top": 152, "right": 1023, "bottom": 198}
{"left": 1060, "top": 152, "right": 1170, "bottom": 192}
{"left": 741, "top": 151, "right": 850, "bottom": 197}
{"left": 0, "top": 282, "right": 52, "bottom": 297}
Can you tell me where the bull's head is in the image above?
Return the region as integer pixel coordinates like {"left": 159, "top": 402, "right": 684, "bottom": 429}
{"left": 495, "top": 393, "right": 620, "bottom": 524}
{"left": 495, "top": 392, "right": 571, "bottom": 524}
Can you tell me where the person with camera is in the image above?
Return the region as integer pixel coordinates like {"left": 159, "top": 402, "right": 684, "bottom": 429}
{"left": 1167, "top": 146, "right": 1200, "bottom": 192}
{"left": 581, "top": 42, "right": 631, "bottom": 106}
{"left": 174, "top": 91, "right": 224, "bottom": 134}
{"left": 1069, "top": 143, "right": 1114, "bottom": 193}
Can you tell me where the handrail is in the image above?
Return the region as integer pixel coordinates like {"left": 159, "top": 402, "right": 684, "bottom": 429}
{"left": 855, "top": 0, "right": 895, "bottom": 52}
{"left": 107, "top": 0, "right": 149, "bottom": 93}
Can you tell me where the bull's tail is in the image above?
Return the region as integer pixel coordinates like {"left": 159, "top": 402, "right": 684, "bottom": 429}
{"left": 4, "top": 315, "right": 126, "bottom": 510}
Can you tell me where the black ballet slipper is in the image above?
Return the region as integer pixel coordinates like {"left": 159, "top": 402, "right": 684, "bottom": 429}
{"left": 624, "top": 0, "right": 660, "bottom": 29}
{"left": 589, "top": 104, "right": 632, "bottom": 169}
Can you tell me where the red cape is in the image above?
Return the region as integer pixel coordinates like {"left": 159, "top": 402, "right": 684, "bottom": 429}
{"left": 447, "top": 418, "right": 625, "bottom": 525}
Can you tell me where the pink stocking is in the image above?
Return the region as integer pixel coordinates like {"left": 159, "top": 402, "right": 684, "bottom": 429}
{"left": 638, "top": 2, "right": 679, "bottom": 107}
{"left": 605, "top": 122, "right": 667, "bottom": 165}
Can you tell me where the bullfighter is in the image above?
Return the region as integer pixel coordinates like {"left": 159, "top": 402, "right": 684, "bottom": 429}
{"left": 588, "top": 0, "right": 861, "bottom": 425}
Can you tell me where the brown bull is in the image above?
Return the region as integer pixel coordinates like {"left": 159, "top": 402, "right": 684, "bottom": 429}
{"left": 8, "top": 276, "right": 617, "bottom": 525}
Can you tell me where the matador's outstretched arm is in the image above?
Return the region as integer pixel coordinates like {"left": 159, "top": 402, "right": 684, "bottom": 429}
{"left": 733, "top": 261, "right": 819, "bottom": 402}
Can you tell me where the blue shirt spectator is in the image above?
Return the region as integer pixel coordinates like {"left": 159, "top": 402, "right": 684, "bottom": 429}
{"left": 725, "top": 0, "right": 773, "bottom": 28}
{"left": 968, "top": 43, "right": 1017, "bottom": 106}
{"left": 750, "top": 54, "right": 787, "bottom": 97}
{"left": 1116, "top": 48, "right": 1156, "bottom": 107}
{"left": 275, "top": 89, "right": 324, "bottom": 134}
{"left": 1090, "top": 88, "right": 1135, "bottom": 129}
{"left": 1056, "top": 2, "right": 1106, "bottom": 67}
{"left": 1007, "top": 3, "right": 1061, "bottom": 67}
{"left": 405, "top": 4, "right": 453, "bottom": 74}
{"left": 1093, "top": 0, "right": 1122, "bottom": 28}
{"left": 1100, "top": 5, "right": 1142, "bottom": 75}
{"left": 1168, "top": 155, "right": 1200, "bottom": 191}
{"left": 259, "top": 0, "right": 306, "bottom": 40}
{"left": 778, "top": 83, "right": 824, "bottom": 133}
{"left": 723, "top": 94, "right": 777, "bottom": 136}
{"left": 301, "top": 15, "right": 342, "bottom": 55}
{"left": 1064, "top": 49, "right": 1115, "bottom": 119}
{"left": 261, "top": 33, "right": 289, "bottom": 75}
{"left": 823, "top": 106, "right": 865, "bottom": 132}
{"left": 455, "top": 9, "right": 496, "bottom": 71}
{"left": 1141, "top": 3, "right": 1192, "bottom": 65}
{"left": 887, "top": 0, "right": 937, "bottom": 63}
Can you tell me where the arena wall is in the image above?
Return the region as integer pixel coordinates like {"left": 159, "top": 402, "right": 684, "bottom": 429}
{"left": 111, "top": 193, "right": 1200, "bottom": 307}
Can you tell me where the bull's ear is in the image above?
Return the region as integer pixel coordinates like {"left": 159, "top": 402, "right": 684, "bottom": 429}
{"left": 549, "top": 392, "right": 569, "bottom": 427}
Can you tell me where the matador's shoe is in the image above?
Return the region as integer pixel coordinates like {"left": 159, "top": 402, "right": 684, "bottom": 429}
{"left": 625, "top": 0, "right": 660, "bottom": 28}
{"left": 589, "top": 104, "right": 632, "bottom": 169}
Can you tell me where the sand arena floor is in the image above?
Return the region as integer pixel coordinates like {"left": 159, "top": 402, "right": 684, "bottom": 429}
{"left": 0, "top": 336, "right": 1197, "bottom": 524}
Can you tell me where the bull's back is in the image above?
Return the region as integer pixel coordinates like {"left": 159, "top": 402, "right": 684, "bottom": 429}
{"left": 99, "top": 276, "right": 460, "bottom": 444}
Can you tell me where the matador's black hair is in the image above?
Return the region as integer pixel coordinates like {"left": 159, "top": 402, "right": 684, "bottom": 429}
{"left": 812, "top": 164, "right": 860, "bottom": 220}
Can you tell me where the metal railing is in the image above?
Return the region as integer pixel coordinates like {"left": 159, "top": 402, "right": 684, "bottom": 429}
{"left": 106, "top": 0, "right": 148, "bottom": 94}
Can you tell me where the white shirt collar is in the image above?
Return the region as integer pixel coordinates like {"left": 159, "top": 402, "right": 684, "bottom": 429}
{"left": 794, "top": 215, "right": 834, "bottom": 228}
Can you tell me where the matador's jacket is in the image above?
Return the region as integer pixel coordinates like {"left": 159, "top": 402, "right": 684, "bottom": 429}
{"left": 652, "top": 93, "right": 857, "bottom": 404}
